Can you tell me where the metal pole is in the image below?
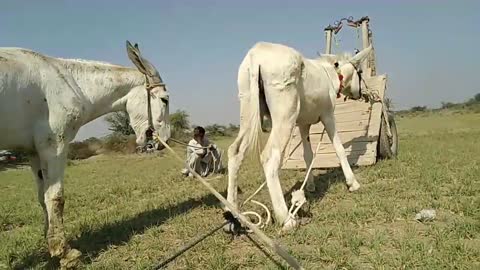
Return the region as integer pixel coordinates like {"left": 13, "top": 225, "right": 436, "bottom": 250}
{"left": 368, "top": 29, "right": 377, "bottom": 76}
{"left": 325, "top": 29, "right": 332, "bottom": 54}
{"left": 360, "top": 18, "right": 370, "bottom": 77}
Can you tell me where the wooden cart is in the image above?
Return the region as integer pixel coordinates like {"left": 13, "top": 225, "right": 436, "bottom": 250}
{"left": 282, "top": 16, "right": 398, "bottom": 169}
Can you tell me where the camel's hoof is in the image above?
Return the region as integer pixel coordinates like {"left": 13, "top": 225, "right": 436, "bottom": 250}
{"left": 223, "top": 222, "right": 235, "bottom": 233}
{"left": 281, "top": 218, "right": 298, "bottom": 232}
{"left": 60, "top": 248, "right": 82, "bottom": 269}
{"left": 47, "top": 236, "right": 68, "bottom": 257}
{"left": 348, "top": 181, "right": 360, "bottom": 192}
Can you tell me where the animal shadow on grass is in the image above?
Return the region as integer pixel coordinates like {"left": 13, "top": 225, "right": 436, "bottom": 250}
{"left": 14, "top": 192, "right": 224, "bottom": 269}
{"left": 10, "top": 251, "right": 59, "bottom": 270}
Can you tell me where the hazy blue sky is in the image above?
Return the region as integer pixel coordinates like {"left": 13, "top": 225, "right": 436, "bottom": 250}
{"left": 1, "top": 0, "right": 479, "bottom": 140}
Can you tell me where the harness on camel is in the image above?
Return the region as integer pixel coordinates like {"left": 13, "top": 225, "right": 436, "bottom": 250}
{"left": 334, "top": 62, "right": 345, "bottom": 99}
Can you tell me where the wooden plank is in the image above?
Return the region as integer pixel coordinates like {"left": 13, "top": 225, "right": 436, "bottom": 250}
{"left": 334, "top": 98, "right": 365, "bottom": 106}
{"left": 334, "top": 98, "right": 370, "bottom": 107}
{"left": 333, "top": 107, "right": 371, "bottom": 116}
{"left": 283, "top": 146, "right": 379, "bottom": 168}
{"left": 330, "top": 110, "right": 371, "bottom": 123}
{"left": 290, "top": 111, "right": 371, "bottom": 132}
{"left": 287, "top": 128, "right": 372, "bottom": 156}
{"left": 283, "top": 152, "right": 377, "bottom": 169}
{"left": 285, "top": 131, "right": 378, "bottom": 163}
{"left": 292, "top": 127, "right": 368, "bottom": 137}
{"left": 287, "top": 141, "right": 377, "bottom": 160}
{"left": 287, "top": 133, "right": 377, "bottom": 156}
{"left": 310, "top": 119, "right": 371, "bottom": 133}
{"left": 290, "top": 131, "right": 375, "bottom": 144}
{"left": 329, "top": 102, "right": 372, "bottom": 114}
{"left": 286, "top": 150, "right": 376, "bottom": 163}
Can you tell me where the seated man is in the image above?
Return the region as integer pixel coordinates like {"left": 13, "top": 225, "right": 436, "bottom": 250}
{"left": 181, "top": 126, "right": 223, "bottom": 177}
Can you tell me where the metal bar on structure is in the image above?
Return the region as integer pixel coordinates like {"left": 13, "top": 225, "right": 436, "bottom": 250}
{"left": 368, "top": 29, "right": 377, "bottom": 76}
{"left": 325, "top": 29, "right": 333, "bottom": 54}
{"left": 361, "top": 18, "right": 370, "bottom": 49}
{"left": 361, "top": 18, "right": 371, "bottom": 77}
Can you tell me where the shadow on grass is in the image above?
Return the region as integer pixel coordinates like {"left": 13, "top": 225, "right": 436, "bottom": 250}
{"left": 10, "top": 250, "right": 59, "bottom": 270}
{"left": 13, "top": 192, "right": 225, "bottom": 269}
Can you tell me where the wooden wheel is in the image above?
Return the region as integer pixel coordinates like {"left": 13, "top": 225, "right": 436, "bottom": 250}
{"left": 377, "top": 111, "right": 398, "bottom": 159}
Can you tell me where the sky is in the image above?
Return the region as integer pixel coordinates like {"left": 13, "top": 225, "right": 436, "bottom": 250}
{"left": 1, "top": 0, "right": 479, "bottom": 141}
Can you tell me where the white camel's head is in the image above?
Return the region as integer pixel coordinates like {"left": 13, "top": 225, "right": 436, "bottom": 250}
{"left": 125, "top": 41, "right": 171, "bottom": 148}
{"left": 335, "top": 45, "right": 373, "bottom": 100}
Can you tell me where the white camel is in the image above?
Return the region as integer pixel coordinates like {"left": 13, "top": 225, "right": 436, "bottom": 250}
{"left": 226, "top": 42, "right": 373, "bottom": 230}
{"left": 0, "top": 41, "right": 171, "bottom": 267}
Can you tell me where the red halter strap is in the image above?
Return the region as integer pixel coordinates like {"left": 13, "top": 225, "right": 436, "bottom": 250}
{"left": 337, "top": 73, "right": 344, "bottom": 98}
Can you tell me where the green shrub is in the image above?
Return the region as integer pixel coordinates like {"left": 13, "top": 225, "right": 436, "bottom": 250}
{"left": 102, "top": 134, "right": 137, "bottom": 154}
{"left": 68, "top": 141, "right": 97, "bottom": 160}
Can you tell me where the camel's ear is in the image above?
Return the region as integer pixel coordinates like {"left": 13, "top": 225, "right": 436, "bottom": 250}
{"left": 126, "top": 40, "right": 148, "bottom": 74}
{"left": 348, "top": 45, "right": 373, "bottom": 68}
{"left": 125, "top": 40, "right": 163, "bottom": 82}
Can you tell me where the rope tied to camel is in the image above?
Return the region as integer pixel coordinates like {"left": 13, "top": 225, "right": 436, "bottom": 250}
{"left": 241, "top": 131, "right": 325, "bottom": 230}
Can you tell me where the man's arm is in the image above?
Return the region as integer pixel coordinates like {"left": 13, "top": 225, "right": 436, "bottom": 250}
{"left": 189, "top": 139, "right": 207, "bottom": 156}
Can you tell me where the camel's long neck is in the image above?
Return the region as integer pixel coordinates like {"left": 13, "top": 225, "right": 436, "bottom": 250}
{"left": 60, "top": 60, "right": 145, "bottom": 124}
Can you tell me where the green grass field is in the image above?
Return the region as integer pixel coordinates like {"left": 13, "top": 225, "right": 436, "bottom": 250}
{"left": 1, "top": 111, "right": 479, "bottom": 269}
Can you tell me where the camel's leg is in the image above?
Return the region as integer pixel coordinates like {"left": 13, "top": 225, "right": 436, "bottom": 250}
{"left": 226, "top": 57, "right": 252, "bottom": 210}
{"left": 30, "top": 154, "right": 48, "bottom": 237}
{"left": 36, "top": 137, "right": 81, "bottom": 267}
{"left": 322, "top": 114, "right": 360, "bottom": 191}
{"left": 226, "top": 129, "right": 250, "bottom": 210}
{"left": 298, "top": 124, "right": 315, "bottom": 192}
{"left": 260, "top": 85, "right": 299, "bottom": 230}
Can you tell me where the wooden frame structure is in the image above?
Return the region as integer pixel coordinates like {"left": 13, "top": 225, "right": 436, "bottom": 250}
{"left": 282, "top": 16, "right": 390, "bottom": 169}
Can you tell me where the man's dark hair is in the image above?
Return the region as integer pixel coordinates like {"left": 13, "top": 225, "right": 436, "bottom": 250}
{"left": 193, "top": 126, "right": 205, "bottom": 137}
